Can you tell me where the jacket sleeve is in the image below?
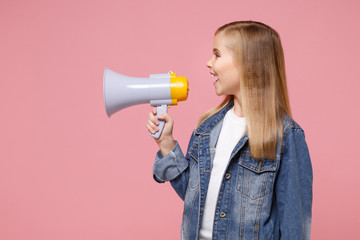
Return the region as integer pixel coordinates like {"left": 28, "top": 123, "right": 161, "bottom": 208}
{"left": 275, "top": 128, "right": 313, "bottom": 240}
{"left": 153, "top": 140, "right": 189, "bottom": 183}
{"left": 153, "top": 132, "right": 196, "bottom": 200}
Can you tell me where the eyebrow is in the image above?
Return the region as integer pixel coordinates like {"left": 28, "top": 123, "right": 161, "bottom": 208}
{"left": 213, "top": 48, "right": 221, "bottom": 53}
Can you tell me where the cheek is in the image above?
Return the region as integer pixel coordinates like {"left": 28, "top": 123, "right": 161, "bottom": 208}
{"left": 214, "top": 62, "right": 225, "bottom": 76}
{"left": 226, "top": 67, "right": 240, "bottom": 87}
{"left": 223, "top": 64, "right": 238, "bottom": 80}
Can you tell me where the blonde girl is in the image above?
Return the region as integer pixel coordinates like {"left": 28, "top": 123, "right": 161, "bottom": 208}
{"left": 147, "top": 20, "right": 312, "bottom": 240}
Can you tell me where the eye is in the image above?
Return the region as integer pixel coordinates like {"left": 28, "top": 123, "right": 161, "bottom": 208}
{"left": 214, "top": 53, "right": 220, "bottom": 58}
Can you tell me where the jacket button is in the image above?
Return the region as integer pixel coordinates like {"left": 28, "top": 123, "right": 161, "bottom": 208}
{"left": 220, "top": 212, "right": 226, "bottom": 218}
{"left": 225, "top": 173, "right": 231, "bottom": 180}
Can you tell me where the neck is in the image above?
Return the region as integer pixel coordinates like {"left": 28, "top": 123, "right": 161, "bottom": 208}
{"left": 233, "top": 95, "right": 245, "bottom": 117}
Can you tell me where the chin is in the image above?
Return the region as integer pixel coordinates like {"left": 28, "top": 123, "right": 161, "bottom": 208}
{"left": 215, "top": 90, "right": 222, "bottom": 96}
{"left": 214, "top": 86, "right": 222, "bottom": 96}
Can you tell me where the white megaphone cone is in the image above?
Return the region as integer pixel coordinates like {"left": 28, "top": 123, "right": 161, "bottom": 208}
{"left": 103, "top": 67, "right": 189, "bottom": 139}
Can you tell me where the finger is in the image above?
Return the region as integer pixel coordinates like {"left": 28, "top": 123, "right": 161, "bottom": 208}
{"left": 147, "top": 119, "right": 159, "bottom": 131}
{"left": 146, "top": 122, "right": 158, "bottom": 134}
{"left": 148, "top": 112, "right": 159, "bottom": 125}
{"left": 146, "top": 125, "right": 155, "bottom": 134}
{"left": 152, "top": 106, "right": 157, "bottom": 115}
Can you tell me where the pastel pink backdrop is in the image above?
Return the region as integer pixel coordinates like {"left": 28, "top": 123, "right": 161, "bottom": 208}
{"left": 1, "top": 0, "right": 359, "bottom": 239}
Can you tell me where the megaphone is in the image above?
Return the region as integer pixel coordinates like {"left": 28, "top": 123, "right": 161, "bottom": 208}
{"left": 103, "top": 67, "right": 189, "bottom": 139}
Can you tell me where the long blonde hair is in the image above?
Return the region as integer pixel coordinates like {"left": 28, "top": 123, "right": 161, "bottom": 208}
{"left": 197, "top": 21, "right": 292, "bottom": 160}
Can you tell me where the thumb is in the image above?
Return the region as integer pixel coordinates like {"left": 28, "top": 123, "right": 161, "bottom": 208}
{"left": 157, "top": 113, "right": 167, "bottom": 120}
{"left": 157, "top": 113, "right": 171, "bottom": 122}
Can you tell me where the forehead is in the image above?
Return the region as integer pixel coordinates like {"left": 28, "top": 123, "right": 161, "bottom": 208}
{"left": 213, "top": 32, "right": 231, "bottom": 52}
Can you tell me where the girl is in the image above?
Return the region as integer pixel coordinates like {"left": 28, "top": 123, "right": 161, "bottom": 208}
{"left": 146, "top": 21, "right": 313, "bottom": 240}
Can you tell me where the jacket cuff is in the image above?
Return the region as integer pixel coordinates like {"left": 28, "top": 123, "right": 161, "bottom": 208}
{"left": 153, "top": 141, "right": 188, "bottom": 183}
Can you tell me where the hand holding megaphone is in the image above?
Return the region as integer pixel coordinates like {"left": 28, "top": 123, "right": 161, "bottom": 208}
{"left": 103, "top": 68, "right": 189, "bottom": 138}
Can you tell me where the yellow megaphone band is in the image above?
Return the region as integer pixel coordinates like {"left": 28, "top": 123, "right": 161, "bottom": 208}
{"left": 169, "top": 71, "right": 189, "bottom": 105}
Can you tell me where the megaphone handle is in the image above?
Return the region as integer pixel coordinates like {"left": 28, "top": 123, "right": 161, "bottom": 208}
{"left": 151, "top": 105, "right": 168, "bottom": 139}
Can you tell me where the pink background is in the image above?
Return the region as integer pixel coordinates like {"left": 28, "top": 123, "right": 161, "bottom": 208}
{"left": 1, "top": 0, "right": 359, "bottom": 239}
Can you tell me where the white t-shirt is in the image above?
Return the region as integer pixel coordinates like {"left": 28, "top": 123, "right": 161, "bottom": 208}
{"left": 199, "top": 107, "right": 246, "bottom": 240}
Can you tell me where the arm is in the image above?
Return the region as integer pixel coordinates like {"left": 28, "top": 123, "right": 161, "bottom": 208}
{"left": 275, "top": 128, "right": 313, "bottom": 240}
{"left": 147, "top": 107, "right": 194, "bottom": 200}
{"left": 153, "top": 140, "right": 189, "bottom": 184}
{"left": 153, "top": 131, "right": 197, "bottom": 201}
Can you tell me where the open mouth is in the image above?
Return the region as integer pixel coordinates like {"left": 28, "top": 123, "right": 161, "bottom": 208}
{"left": 211, "top": 72, "right": 219, "bottom": 85}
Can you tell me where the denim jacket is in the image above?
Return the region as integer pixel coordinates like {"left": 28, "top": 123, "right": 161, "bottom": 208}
{"left": 153, "top": 100, "right": 313, "bottom": 240}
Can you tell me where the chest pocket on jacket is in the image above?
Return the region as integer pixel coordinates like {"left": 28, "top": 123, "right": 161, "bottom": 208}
{"left": 236, "top": 153, "right": 279, "bottom": 200}
{"left": 187, "top": 142, "right": 199, "bottom": 189}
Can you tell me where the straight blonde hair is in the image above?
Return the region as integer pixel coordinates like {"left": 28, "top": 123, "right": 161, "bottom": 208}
{"left": 197, "top": 21, "right": 292, "bottom": 160}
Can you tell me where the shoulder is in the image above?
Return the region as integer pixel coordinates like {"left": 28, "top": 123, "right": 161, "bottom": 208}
{"left": 280, "top": 114, "right": 309, "bottom": 155}
{"left": 282, "top": 113, "right": 306, "bottom": 139}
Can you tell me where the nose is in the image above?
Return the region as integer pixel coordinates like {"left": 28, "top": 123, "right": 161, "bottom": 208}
{"left": 206, "top": 57, "right": 213, "bottom": 69}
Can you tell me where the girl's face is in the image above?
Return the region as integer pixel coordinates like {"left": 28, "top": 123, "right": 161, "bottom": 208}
{"left": 206, "top": 32, "right": 240, "bottom": 97}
